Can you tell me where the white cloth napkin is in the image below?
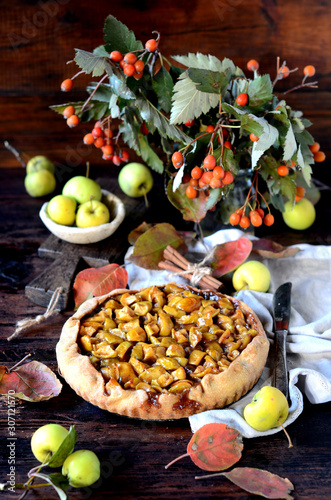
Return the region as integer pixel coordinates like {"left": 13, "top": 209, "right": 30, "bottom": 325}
{"left": 124, "top": 229, "right": 331, "bottom": 437}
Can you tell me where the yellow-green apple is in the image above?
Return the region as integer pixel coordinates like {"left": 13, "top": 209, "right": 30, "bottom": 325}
{"left": 26, "top": 155, "right": 55, "bottom": 174}
{"left": 243, "top": 386, "right": 289, "bottom": 431}
{"left": 118, "top": 162, "right": 153, "bottom": 198}
{"left": 24, "top": 170, "right": 56, "bottom": 197}
{"left": 47, "top": 195, "right": 77, "bottom": 226}
{"left": 282, "top": 198, "right": 316, "bottom": 230}
{"left": 62, "top": 450, "right": 100, "bottom": 488}
{"left": 232, "top": 260, "right": 271, "bottom": 292}
{"left": 31, "top": 424, "right": 69, "bottom": 465}
{"left": 75, "top": 199, "right": 110, "bottom": 228}
{"left": 62, "top": 176, "right": 102, "bottom": 204}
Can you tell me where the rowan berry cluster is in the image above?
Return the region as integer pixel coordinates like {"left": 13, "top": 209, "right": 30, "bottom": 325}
{"left": 109, "top": 35, "right": 158, "bottom": 79}
{"left": 230, "top": 207, "right": 275, "bottom": 229}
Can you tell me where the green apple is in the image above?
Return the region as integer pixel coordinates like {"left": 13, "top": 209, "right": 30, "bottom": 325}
{"left": 118, "top": 162, "right": 153, "bottom": 198}
{"left": 282, "top": 198, "right": 316, "bottom": 230}
{"left": 47, "top": 195, "right": 77, "bottom": 226}
{"left": 243, "top": 386, "right": 289, "bottom": 431}
{"left": 76, "top": 199, "right": 110, "bottom": 228}
{"left": 232, "top": 260, "right": 271, "bottom": 292}
{"left": 24, "top": 170, "right": 56, "bottom": 197}
{"left": 31, "top": 424, "right": 69, "bottom": 465}
{"left": 62, "top": 176, "right": 102, "bottom": 204}
{"left": 62, "top": 450, "right": 100, "bottom": 488}
{"left": 26, "top": 155, "right": 55, "bottom": 175}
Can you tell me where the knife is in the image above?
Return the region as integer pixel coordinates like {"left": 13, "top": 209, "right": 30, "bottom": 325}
{"left": 272, "top": 282, "right": 292, "bottom": 402}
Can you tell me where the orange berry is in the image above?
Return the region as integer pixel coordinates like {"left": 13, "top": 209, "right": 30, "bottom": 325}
{"left": 264, "top": 213, "right": 275, "bottom": 226}
{"left": 277, "top": 165, "right": 289, "bottom": 176}
{"left": 256, "top": 208, "right": 265, "bottom": 219}
{"left": 185, "top": 119, "right": 195, "bottom": 127}
{"left": 206, "top": 125, "right": 215, "bottom": 133}
{"left": 198, "top": 178, "right": 207, "bottom": 189}
{"left": 172, "top": 151, "right": 184, "bottom": 168}
{"left": 278, "top": 66, "right": 290, "bottom": 78}
{"left": 309, "top": 142, "right": 320, "bottom": 153}
{"left": 189, "top": 177, "right": 199, "bottom": 188}
{"left": 303, "top": 65, "right": 316, "bottom": 77}
{"left": 223, "top": 171, "right": 234, "bottom": 185}
{"left": 314, "top": 151, "right": 326, "bottom": 162}
{"left": 133, "top": 72, "right": 144, "bottom": 80}
{"left": 203, "top": 154, "right": 216, "bottom": 170}
{"left": 124, "top": 64, "right": 135, "bottom": 76}
{"left": 224, "top": 140, "right": 232, "bottom": 149}
{"left": 102, "top": 144, "right": 113, "bottom": 156}
{"left": 213, "top": 166, "right": 225, "bottom": 179}
{"left": 124, "top": 53, "right": 137, "bottom": 64}
{"left": 201, "top": 171, "right": 213, "bottom": 185}
{"left": 61, "top": 78, "right": 73, "bottom": 92}
{"left": 182, "top": 173, "right": 191, "bottom": 184}
{"left": 186, "top": 185, "right": 198, "bottom": 199}
{"left": 250, "top": 210, "right": 263, "bottom": 227}
{"left": 145, "top": 39, "right": 158, "bottom": 52}
{"left": 120, "top": 150, "right": 130, "bottom": 163}
{"left": 295, "top": 186, "right": 305, "bottom": 202}
{"left": 63, "top": 105, "right": 75, "bottom": 118}
{"left": 112, "top": 155, "right": 121, "bottom": 166}
{"left": 94, "top": 137, "right": 104, "bottom": 148}
{"left": 210, "top": 178, "right": 223, "bottom": 189}
{"left": 66, "top": 114, "right": 79, "bottom": 128}
{"left": 236, "top": 93, "right": 248, "bottom": 106}
{"left": 92, "top": 126, "right": 103, "bottom": 138}
{"left": 119, "top": 59, "right": 126, "bottom": 69}
{"left": 83, "top": 133, "right": 94, "bottom": 145}
{"left": 229, "top": 212, "right": 241, "bottom": 225}
{"left": 288, "top": 159, "right": 296, "bottom": 167}
{"left": 235, "top": 208, "right": 243, "bottom": 217}
{"left": 110, "top": 50, "right": 123, "bottom": 62}
{"left": 240, "top": 216, "right": 250, "bottom": 229}
{"left": 134, "top": 60, "right": 145, "bottom": 73}
{"left": 191, "top": 166, "right": 203, "bottom": 179}
{"left": 104, "top": 128, "right": 113, "bottom": 139}
{"left": 250, "top": 132, "right": 259, "bottom": 142}
{"left": 247, "top": 59, "right": 259, "bottom": 72}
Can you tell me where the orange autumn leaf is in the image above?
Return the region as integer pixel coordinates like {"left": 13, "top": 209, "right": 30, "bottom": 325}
{"left": 211, "top": 238, "right": 253, "bottom": 277}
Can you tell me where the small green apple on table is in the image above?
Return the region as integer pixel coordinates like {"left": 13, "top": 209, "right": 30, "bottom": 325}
{"left": 118, "top": 162, "right": 154, "bottom": 204}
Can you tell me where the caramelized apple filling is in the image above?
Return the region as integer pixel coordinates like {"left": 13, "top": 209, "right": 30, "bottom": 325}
{"left": 78, "top": 284, "right": 258, "bottom": 395}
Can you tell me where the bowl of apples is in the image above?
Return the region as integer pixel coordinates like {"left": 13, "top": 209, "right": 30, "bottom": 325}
{"left": 40, "top": 176, "right": 125, "bottom": 244}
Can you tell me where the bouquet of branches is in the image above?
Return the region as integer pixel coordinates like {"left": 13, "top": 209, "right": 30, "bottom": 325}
{"left": 52, "top": 14, "right": 325, "bottom": 228}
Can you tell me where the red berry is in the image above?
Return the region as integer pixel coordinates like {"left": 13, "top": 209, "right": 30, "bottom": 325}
{"left": 203, "top": 154, "right": 216, "bottom": 170}
{"left": 112, "top": 155, "right": 121, "bottom": 166}
{"left": 63, "top": 105, "right": 75, "bottom": 118}
{"left": 191, "top": 166, "right": 203, "bottom": 179}
{"left": 206, "top": 125, "right": 215, "bottom": 133}
{"left": 120, "top": 150, "right": 130, "bottom": 162}
{"left": 210, "top": 178, "right": 223, "bottom": 189}
{"left": 133, "top": 72, "right": 144, "bottom": 80}
{"left": 94, "top": 137, "right": 104, "bottom": 148}
{"left": 314, "top": 151, "right": 326, "bottom": 162}
{"left": 247, "top": 59, "right": 259, "bottom": 72}
{"left": 145, "top": 39, "right": 158, "bottom": 52}
{"left": 213, "top": 166, "right": 225, "bottom": 180}
{"left": 140, "top": 123, "right": 149, "bottom": 135}
{"left": 222, "top": 128, "right": 229, "bottom": 139}
{"left": 102, "top": 144, "right": 114, "bottom": 156}
{"left": 186, "top": 185, "right": 198, "bottom": 199}
{"left": 309, "top": 142, "right": 320, "bottom": 153}
{"left": 223, "top": 171, "right": 234, "bottom": 185}
{"left": 61, "top": 79, "right": 73, "bottom": 92}
{"left": 189, "top": 177, "right": 199, "bottom": 188}
{"left": 66, "top": 114, "right": 79, "bottom": 128}
{"left": 134, "top": 60, "right": 145, "bottom": 73}
{"left": 124, "top": 64, "right": 135, "bottom": 77}
{"left": 250, "top": 210, "right": 263, "bottom": 227}
{"left": 124, "top": 53, "right": 137, "bottom": 65}
{"left": 102, "top": 154, "right": 113, "bottom": 161}
{"left": 201, "top": 171, "right": 213, "bottom": 185}
{"left": 104, "top": 128, "right": 114, "bottom": 139}
{"left": 110, "top": 51, "right": 123, "bottom": 62}
{"left": 250, "top": 132, "right": 259, "bottom": 142}
{"left": 264, "top": 214, "right": 275, "bottom": 226}
{"left": 184, "top": 119, "right": 195, "bottom": 127}
{"left": 229, "top": 212, "right": 241, "bottom": 225}
{"left": 172, "top": 151, "right": 184, "bottom": 168}
{"left": 303, "top": 65, "right": 316, "bottom": 77}
{"left": 92, "top": 126, "right": 103, "bottom": 138}
{"left": 236, "top": 93, "right": 248, "bottom": 106}
{"left": 224, "top": 141, "right": 232, "bottom": 149}
{"left": 83, "top": 133, "right": 94, "bottom": 145}
{"left": 119, "top": 59, "right": 126, "bottom": 69}
{"left": 277, "top": 165, "right": 289, "bottom": 176}
{"left": 256, "top": 208, "right": 265, "bottom": 219}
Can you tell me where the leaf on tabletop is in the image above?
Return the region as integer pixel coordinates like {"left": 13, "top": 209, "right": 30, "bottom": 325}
{"left": 167, "top": 179, "right": 209, "bottom": 223}
{"left": 252, "top": 239, "right": 300, "bottom": 259}
{"left": 222, "top": 467, "right": 294, "bottom": 499}
{"left": 211, "top": 238, "right": 253, "bottom": 277}
{"left": 128, "top": 222, "right": 154, "bottom": 245}
{"left": 30, "top": 472, "right": 68, "bottom": 500}
{"left": 73, "top": 263, "right": 128, "bottom": 309}
{"left": 129, "top": 223, "right": 185, "bottom": 270}
{"left": 0, "top": 361, "right": 62, "bottom": 402}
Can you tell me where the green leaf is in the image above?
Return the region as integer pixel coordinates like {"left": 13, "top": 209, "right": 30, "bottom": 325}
{"left": 81, "top": 101, "right": 109, "bottom": 122}
{"left": 31, "top": 472, "right": 68, "bottom": 500}
{"left": 282, "top": 122, "right": 297, "bottom": 161}
{"left": 205, "top": 188, "right": 222, "bottom": 210}
{"left": 103, "top": 15, "right": 143, "bottom": 54}
{"left": 93, "top": 45, "right": 110, "bottom": 57}
{"left": 187, "top": 68, "right": 231, "bottom": 95}
{"left": 247, "top": 75, "right": 273, "bottom": 108}
{"left": 86, "top": 82, "right": 112, "bottom": 102}
{"left": 119, "top": 107, "right": 140, "bottom": 151}
{"left": 49, "top": 102, "right": 84, "bottom": 116}
{"left": 109, "top": 93, "right": 120, "bottom": 118}
{"left": 74, "top": 49, "right": 112, "bottom": 77}
{"left": 152, "top": 66, "right": 174, "bottom": 113}
{"left": 170, "top": 72, "right": 219, "bottom": 125}
{"left": 48, "top": 426, "right": 77, "bottom": 468}
{"left": 240, "top": 114, "right": 264, "bottom": 137}
{"left": 222, "top": 148, "right": 240, "bottom": 175}
{"left": 167, "top": 179, "right": 209, "bottom": 223}
{"left": 171, "top": 53, "right": 238, "bottom": 75}
{"left": 138, "top": 134, "right": 164, "bottom": 173}
{"left": 297, "top": 146, "right": 313, "bottom": 186}
{"left": 136, "top": 94, "right": 191, "bottom": 144}
{"left": 251, "top": 120, "right": 279, "bottom": 168}
{"left": 109, "top": 68, "right": 136, "bottom": 99}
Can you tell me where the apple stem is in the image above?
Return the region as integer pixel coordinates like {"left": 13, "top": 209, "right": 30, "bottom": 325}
{"left": 86, "top": 161, "right": 90, "bottom": 178}
{"left": 281, "top": 423, "right": 293, "bottom": 448}
{"left": 4, "top": 141, "right": 29, "bottom": 168}
{"left": 8, "top": 353, "right": 31, "bottom": 373}
{"left": 143, "top": 189, "right": 149, "bottom": 208}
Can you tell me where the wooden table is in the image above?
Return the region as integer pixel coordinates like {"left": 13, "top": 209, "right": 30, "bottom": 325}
{"left": 0, "top": 165, "right": 330, "bottom": 500}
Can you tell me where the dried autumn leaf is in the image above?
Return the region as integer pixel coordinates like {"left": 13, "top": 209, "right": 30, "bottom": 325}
{"left": 73, "top": 263, "right": 128, "bottom": 309}
{"left": 128, "top": 221, "right": 154, "bottom": 245}
{"left": 252, "top": 239, "right": 300, "bottom": 259}
{"left": 196, "top": 467, "right": 294, "bottom": 499}
{"left": 165, "top": 423, "right": 243, "bottom": 472}
{"left": 211, "top": 238, "right": 253, "bottom": 277}
{"left": 0, "top": 361, "right": 62, "bottom": 402}
{"left": 167, "top": 179, "right": 209, "bottom": 223}
{"left": 129, "top": 223, "right": 185, "bottom": 270}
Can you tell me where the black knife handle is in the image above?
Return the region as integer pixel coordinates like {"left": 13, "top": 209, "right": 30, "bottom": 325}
{"left": 272, "top": 330, "right": 289, "bottom": 402}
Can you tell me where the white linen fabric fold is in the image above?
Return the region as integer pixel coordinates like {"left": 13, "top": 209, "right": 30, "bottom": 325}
{"left": 125, "top": 228, "right": 331, "bottom": 437}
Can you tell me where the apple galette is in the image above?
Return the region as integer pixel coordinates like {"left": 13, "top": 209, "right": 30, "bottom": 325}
{"left": 56, "top": 283, "right": 269, "bottom": 420}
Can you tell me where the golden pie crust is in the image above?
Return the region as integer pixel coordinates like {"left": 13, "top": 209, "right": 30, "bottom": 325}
{"left": 56, "top": 283, "right": 269, "bottom": 420}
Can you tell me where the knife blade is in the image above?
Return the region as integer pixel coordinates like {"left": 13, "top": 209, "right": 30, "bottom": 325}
{"left": 272, "top": 282, "right": 292, "bottom": 402}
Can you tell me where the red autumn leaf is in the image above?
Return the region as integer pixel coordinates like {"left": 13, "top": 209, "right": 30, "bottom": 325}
{"left": 165, "top": 423, "right": 243, "bottom": 472}
{"left": 0, "top": 361, "right": 62, "bottom": 402}
{"left": 252, "top": 239, "right": 300, "bottom": 259}
{"left": 211, "top": 238, "right": 253, "bottom": 277}
{"left": 196, "top": 467, "right": 294, "bottom": 499}
{"left": 129, "top": 223, "right": 185, "bottom": 270}
{"left": 73, "top": 263, "right": 128, "bottom": 309}
{"left": 128, "top": 221, "right": 154, "bottom": 245}
{"left": 167, "top": 179, "right": 209, "bottom": 223}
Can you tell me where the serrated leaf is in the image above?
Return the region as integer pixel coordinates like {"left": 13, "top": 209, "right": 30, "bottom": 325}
{"left": 48, "top": 426, "right": 77, "bottom": 468}
{"left": 282, "top": 122, "right": 297, "bottom": 161}
{"left": 138, "top": 134, "right": 164, "bottom": 173}
{"left": 240, "top": 114, "right": 264, "bottom": 137}
{"left": 247, "top": 75, "right": 273, "bottom": 108}
{"left": 109, "top": 93, "right": 120, "bottom": 118}
{"left": 136, "top": 94, "right": 191, "bottom": 144}
{"left": 0, "top": 361, "right": 62, "bottom": 402}
{"left": 129, "top": 223, "right": 184, "bottom": 270}
{"left": 30, "top": 472, "right": 68, "bottom": 500}
{"left": 109, "top": 68, "right": 136, "bottom": 99}
{"left": 171, "top": 53, "right": 236, "bottom": 73}
{"left": 50, "top": 102, "right": 84, "bottom": 116}
{"left": 173, "top": 164, "right": 185, "bottom": 191}
{"left": 119, "top": 107, "right": 140, "bottom": 151}
{"left": 187, "top": 68, "right": 231, "bottom": 95}
{"left": 74, "top": 49, "right": 112, "bottom": 77}
{"left": 170, "top": 72, "right": 219, "bottom": 125}
{"left": 103, "top": 15, "right": 143, "bottom": 54}
{"left": 93, "top": 45, "right": 110, "bottom": 57}
{"left": 152, "top": 66, "right": 174, "bottom": 113}
{"left": 73, "top": 264, "right": 128, "bottom": 309}
{"left": 222, "top": 147, "right": 240, "bottom": 175}
{"left": 251, "top": 120, "right": 279, "bottom": 168}
{"left": 167, "top": 179, "right": 209, "bottom": 223}
{"left": 81, "top": 101, "right": 109, "bottom": 122}
{"left": 86, "top": 82, "right": 112, "bottom": 102}
{"left": 211, "top": 238, "right": 253, "bottom": 277}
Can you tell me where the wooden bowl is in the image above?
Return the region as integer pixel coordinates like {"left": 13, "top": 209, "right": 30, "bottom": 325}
{"left": 39, "top": 190, "right": 125, "bottom": 244}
